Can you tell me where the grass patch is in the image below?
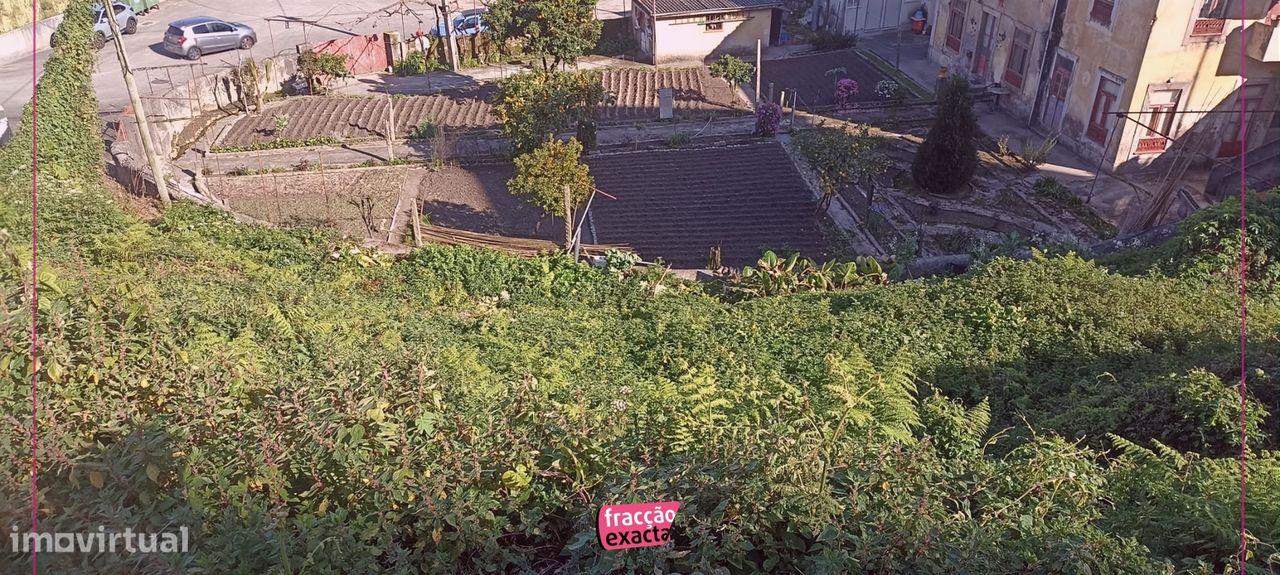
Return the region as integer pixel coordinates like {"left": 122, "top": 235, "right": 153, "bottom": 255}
{"left": 1033, "top": 176, "right": 1118, "bottom": 239}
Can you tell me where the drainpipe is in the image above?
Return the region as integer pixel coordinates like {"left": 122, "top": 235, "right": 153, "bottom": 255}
{"left": 1029, "top": 0, "right": 1067, "bottom": 128}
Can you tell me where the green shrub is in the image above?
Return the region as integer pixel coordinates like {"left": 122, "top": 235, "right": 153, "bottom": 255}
{"left": 409, "top": 119, "right": 438, "bottom": 140}
{"left": 708, "top": 54, "right": 755, "bottom": 86}
{"left": 912, "top": 77, "right": 978, "bottom": 196}
{"left": 809, "top": 29, "right": 858, "bottom": 50}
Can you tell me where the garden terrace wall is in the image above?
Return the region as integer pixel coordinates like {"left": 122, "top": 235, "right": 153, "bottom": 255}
{"left": 213, "top": 68, "right": 742, "bottom": 148}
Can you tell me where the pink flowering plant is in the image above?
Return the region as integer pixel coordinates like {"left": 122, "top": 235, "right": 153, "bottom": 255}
{"left": 835, "top": 78, "right": 860, "bottom": 109}
{"left": 755, "top": 102, "right": 782, "bottom": 136}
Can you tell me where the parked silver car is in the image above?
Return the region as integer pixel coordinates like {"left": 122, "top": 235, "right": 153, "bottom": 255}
{"left": 163, "top": 17, "right": 257, "bottom": 60}
{"left": 50, "top": 2, "right": 137, "bottom": 50}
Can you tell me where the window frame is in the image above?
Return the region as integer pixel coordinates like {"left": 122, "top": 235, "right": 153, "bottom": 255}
{"left": 1002, "top": 27, "right": 1033, "bottom": 90}
{"left": 705, "top": 13, "right": 726, "bottom": 32}
{"left": 945, "top": 0, "right": 967, "bottom": 52}
{"left": 1087, "top": 72, "right": 1124, "bottom": 145}
{"left": 1089, "top": 0, "right": 1114, "bottom": 28}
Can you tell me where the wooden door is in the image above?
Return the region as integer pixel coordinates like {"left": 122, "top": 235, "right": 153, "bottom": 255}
{"left": 1039, "top": 55, "right": 1074, "bottom": 132}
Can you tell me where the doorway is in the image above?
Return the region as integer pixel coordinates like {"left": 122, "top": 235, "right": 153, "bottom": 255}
{"left": 1039, "top": 54, "right": 1074, "bottom": 132}
{"left": 971, "top": 11, "right": 996, "bottom": 81}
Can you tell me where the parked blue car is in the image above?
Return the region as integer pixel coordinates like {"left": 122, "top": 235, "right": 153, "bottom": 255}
{"left": 431, "top": 9, "right": 489, "bottom": 37}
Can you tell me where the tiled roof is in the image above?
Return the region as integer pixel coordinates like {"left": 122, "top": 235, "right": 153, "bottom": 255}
{"left": 639, "top": 0, "right": 782, "bottom": 16}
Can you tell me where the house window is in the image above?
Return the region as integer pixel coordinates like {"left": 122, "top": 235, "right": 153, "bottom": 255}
{"left": 1191, "top": 0, "right": 1227, "bottom": 36}
{"left": 1135, "top": 88, "right": 1181, "bottom": 154}
{"left": 1003, "top": 28, "right": 1032, "bottom": 89}
{"left": 705, "top": 13, "right": 725, "bottom": 31}
{"left": 1087, "top": 74, "right": 1123, "bottom": 144}
{"left": 946, "top": 0, "right": 967, "bottom": 51}
{"left": 1090, "top": 0, "right": 1114, "bottom": 27}
{"left": 1144, "top": 89, "right": 1182, "bottom": 136}
{"left": 1219, "top": 83, "right": 1269, "bottom": 156}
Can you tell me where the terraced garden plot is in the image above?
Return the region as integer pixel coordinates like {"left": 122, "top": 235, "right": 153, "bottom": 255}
{"left": 598, "top": 67, "right": 740, "bottom": 121}
{"left": 208, "top": 170, "right": 408, "bottom": 238}
{"left": 215, "top": 68, "right": 740, "bottom": 148}
{"left": 416, "top": 164, "right": 563, "bottom": 242}
{"left": 217, "top": 86, "right": 501, "bottom": 148}
{"left": 762, "top": 49, "right": 894, "bottom": 108}
{"left": 585, "top": 142, "right": 831, "bottom": 268}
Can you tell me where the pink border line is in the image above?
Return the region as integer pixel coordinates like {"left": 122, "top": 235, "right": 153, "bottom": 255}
{"left": 1238, "top": 3, "right": 1248, "bottom": 573}
{"left": 29, "top": 0, "right": 39, "bottom": 571}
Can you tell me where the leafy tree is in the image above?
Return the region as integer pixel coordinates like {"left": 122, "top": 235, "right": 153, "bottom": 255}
{"left": 508, "top": 138, "right": 594, "bottom": 245}
{"left": 709, "top": 54, "right": 754, "bottom": 86}
{"left": 912, "top": 76, "right": 978, "bottom": 196}
{"left": 486, "top": 0, "right": 601, "bottom": 71}
{"left": 792, "top": 124, "right": 890, "bottom": 212}
{"left": 493, "top": 70, "right": 608, "bottom": 155}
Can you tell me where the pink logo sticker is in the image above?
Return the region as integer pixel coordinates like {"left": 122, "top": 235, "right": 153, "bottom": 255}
{"left": 597, "top": 501, "right": 681, "bottom": 550}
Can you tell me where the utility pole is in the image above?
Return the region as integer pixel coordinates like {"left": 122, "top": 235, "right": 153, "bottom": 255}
{"left": 755, "top": 39, "right": 762, "bottom": 104}
{"left": 105, "top": 6, "right": 171, "bottom": 206}
{"left": 386, "top": 95, "right": 396, "bottom": 161}
{"left": 562, "top": 185, "right": 574, "bottom": 249}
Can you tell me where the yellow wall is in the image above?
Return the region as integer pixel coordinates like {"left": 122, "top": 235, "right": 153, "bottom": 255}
{"left": 1110, "top": 3, "right": 1280, "bottom": 168}
{"left": 655, "top": 9, "right": 773, "bottom": 65}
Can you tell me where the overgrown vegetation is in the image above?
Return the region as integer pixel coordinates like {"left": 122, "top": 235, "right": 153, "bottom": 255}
{"left": 1101, "top": 189, "right": 1280, "bottom": 295}
{"left": 913, "top": 76, "right": 978, "bottom": 196}
{"left": 3, "top": 3, "right": 1280, "bottom": 573}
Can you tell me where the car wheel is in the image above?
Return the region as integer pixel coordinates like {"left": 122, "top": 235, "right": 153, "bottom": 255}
{"left": 186, "top": 46, "right": 202, "bottom": 60}
{"left": 239, "top": 36, "right": 255, "bottom": 50}
{"left": 92, "top": 32, "right": 106, "bottom": 50}
{"left": 124, "top": 17, "right": 137, "bottom": 34}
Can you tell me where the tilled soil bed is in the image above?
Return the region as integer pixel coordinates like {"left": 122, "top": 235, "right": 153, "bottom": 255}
{"left": 585, "top": 141, "right": 832, "bottom": 268}
{"left": 762, "top": 49, "right": 894, "bottom": 108}
{"left": 416, "top": 164, "right": 563, "bottom": 242}
{"left": 216, "top": 68, "right": 741, "bottom": 148}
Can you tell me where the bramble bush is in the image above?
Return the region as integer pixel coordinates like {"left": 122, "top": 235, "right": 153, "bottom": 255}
{"left": 2, "top": 4, "right": 1280, "bottom": 572}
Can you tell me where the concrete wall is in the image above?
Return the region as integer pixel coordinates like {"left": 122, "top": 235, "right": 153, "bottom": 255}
{"left": 927, "top": 0, "right": 1057, "bottom": 120}
{"left": 0, "top": 13, "right": 62, "bottom": 65}
{"left": 313, "top": 33, "right": 391, "bottom": 76}
{"left": 654, "top": 8, "right": 772, "bottom": 65}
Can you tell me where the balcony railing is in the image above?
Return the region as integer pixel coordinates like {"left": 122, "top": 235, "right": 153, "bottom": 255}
{"left": 1135, "top": 137, "right": 1167, "bottom": 155}
{"left": 1191, "top": 18, "right": 1226, "bottom": 37}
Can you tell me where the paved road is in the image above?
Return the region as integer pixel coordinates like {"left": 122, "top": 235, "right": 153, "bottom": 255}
{"left": 1, "top": 0, "right": 631, "bottom": 133}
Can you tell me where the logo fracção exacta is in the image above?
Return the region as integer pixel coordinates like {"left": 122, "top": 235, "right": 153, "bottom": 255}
{"left": 597, "top": 501, "right": 680, "bottom": 550}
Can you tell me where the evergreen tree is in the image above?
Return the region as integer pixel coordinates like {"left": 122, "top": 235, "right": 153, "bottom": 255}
{"left": 912, "top": 77, "right": 978, "bottom": 196}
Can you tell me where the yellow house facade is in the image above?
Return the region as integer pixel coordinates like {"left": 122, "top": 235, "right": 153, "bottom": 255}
{"left": 633, "top": 0, "right": 784, "bottom": 64}
{"left": 928, "top": 0, "right": 1280, "bottom": 171}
